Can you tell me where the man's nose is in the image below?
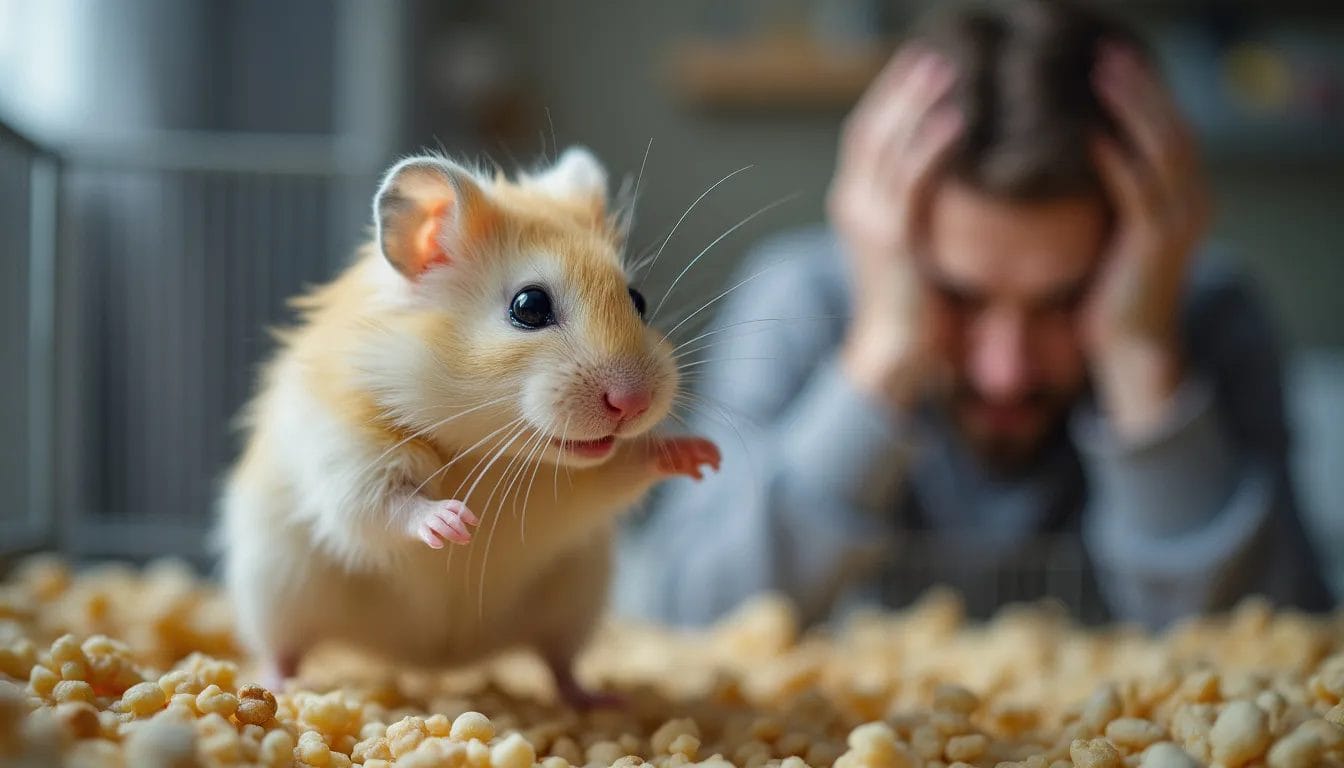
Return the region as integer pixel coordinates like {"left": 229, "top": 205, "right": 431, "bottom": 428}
{"left": 970, "top": 311, "right": 1031, "bottom": 400}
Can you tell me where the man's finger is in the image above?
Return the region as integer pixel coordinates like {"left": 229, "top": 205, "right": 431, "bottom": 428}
{"left": 843, "top": 46, "right": 924, "bottom": 163}
{"left": 903, "top": 107, "right": 964, "bottom": 193}
{"left": 1091, "top": 135, "right": 1156, "bottom": 222}
{"left": 1095, "top": 46, "right": 1187, "bottom": 190}
{"left": 894, "top": 106, "right": 964, "bottom": 249}
{"left": 1128, "top": 62, "right": 1195, "bottom": 181}
{"left": 871, "top": 53, "right": 958, "bottom": 182}
{"left": 863, "top": 45, "right": 924, "bottom": 113}
{"left": 1122, "top": 48, "right": 1189, "bottom": 149}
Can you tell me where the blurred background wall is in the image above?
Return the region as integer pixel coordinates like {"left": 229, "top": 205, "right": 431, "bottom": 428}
{"left": 1, "top": 0, "right": 1341, "bottom": 591}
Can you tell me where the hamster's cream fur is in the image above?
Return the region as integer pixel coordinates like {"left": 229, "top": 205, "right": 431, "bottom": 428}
{"left": 217, "top": 147, "right": 718, "bottom": 705}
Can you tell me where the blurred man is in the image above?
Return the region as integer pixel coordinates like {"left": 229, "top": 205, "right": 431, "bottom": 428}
{"left": 629, "top": 0, "right": 1333, "bottom": 628}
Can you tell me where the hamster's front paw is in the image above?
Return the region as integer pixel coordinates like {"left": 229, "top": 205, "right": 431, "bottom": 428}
{"left": 412, "top": 499, "right": 480, "bottom": 548}
{"left": 653, "top": 436, "right": 721, "bottom": 480}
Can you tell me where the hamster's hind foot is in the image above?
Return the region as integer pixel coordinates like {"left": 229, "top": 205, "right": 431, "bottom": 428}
{"left": 258, "top": 652, "right": 301, "bottom": 693}
{"left": 410, "top": 498, "right": 480, "bottom": 548}
{"left": 653, "top": 436, "right": 721, "bottom": 480}
{"left": 547, "top": 659, "right": 626, "bottom": 711}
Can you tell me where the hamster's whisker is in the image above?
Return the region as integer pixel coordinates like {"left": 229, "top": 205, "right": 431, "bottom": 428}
{"left": 677, "top": 390, "right": 752, "bottom": 427}
{"left": 666, "top": 396, "right": 754, "bottom": 488}
{"left": 507, "top": 420, "right": 549, "bottom": 523}
{"left": 507, "top": 424, "right": 550, "bottom": 521}
{"left": 651, "top": 441, "right": 676, "bottom": 494}
{"left": 670, "top": 315, "right": 844, "bottom": 355}
{"left": 479, "top": 427, "right": 535, "bottom": 539}
{"left": 353, "top": 395, "right": 514, "bottom": 488}
{"left": 677, "top": 386, "right": 765, "bottom": 433}
{"left": 640, "top": 164, "right": 753, "bottom": 280}
{"left": 691, "top": 392, "right": 763, "bottom": 495}
{"left": 618, "top": 138, "right": 654, "bottom": 256}
{"left": 444, "top": 418, "right": 528, "bottom": 506}
{"left": 545, "top": 106, "right": 558, "bottom": 162}
{"left": 659, "top": 262, "right": 785, "bottom": 341}
{"left": 392, "top": 417, "right": 526, "bottom": 523}
{"left": 486, "top": 423, "right": 541, "bottom": 511}
{"left": 391, "top": 420, "right": 524, "bottom": 542}
{"left": 670, "top": 391, "right": 750, "bottom": 442}
{"left": 678, "top": 388, "right": 759, "bottom": 457}
{"left": 669, "top": 399, "right": 723, "bottom": 434}
{"left": 458, "top": 422, "right": 531, "bottom": 516}
{"left": 673, "top": 335, "right": 778, "bottom": 362}
{"left": 393, "top": 391, "right": 506, "bottom": 431}
{"left": 650, "top": 192, "right": 799, "bottom": 322}
{"left": 496, "top": 422, "right": 549, "bottom": 537}
{"left": 553, "top": 416, "right": 572, "bottom": 501}
{"left": 626, "top": 247, "right": 661, "bottom": 278}
{"left": 396, "top": 416, "right": 523, "bottom": 519}
{"left": 390, "top": 416, "right": 522, "bottom": 587}
{"left": 481, "top": 421, "right": 551, "bottom": 612}
{"left": 440, "top": 418, "right": 527, "bottom": 616}
{"left": 665, "top": 411, "right": 693, "bottom": 431}
{"left": 452, "top": 420, "right": 530, "bottom": 619}
{"left": 472, "top": 422, "right": 537, "bottom": 619}
{"left": 676, "top": 356, "right": 778, "bottom": 373}
{"left": 501, "top": 430, "right": 540, "bottom": 528}
{"left": 663, "top": 410, "right": 707, "bottom": 456}
{"left": 518, "top": 417, "right": 558, "bottom": 544}
{"left": 670, "top": 324, "right": 758, "bottom": 354}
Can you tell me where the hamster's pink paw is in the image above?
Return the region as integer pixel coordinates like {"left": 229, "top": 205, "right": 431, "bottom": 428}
{"left": 653, "top": 436, "right": 721, "bottom": 480}
{"left": 415, "top": 499, "right": 479, "bottom": 548}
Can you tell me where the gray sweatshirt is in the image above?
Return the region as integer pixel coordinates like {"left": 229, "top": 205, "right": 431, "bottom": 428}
{"left": 619, "top": 227, "right": 1335, "bottom": 629}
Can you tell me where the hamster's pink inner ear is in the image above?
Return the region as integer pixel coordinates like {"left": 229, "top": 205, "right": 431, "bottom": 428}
{"left": 375, "top": 158, "right": 498, "bottom": 279}
{"left": 411, "top": 200, "right": 449, "bottom": 272}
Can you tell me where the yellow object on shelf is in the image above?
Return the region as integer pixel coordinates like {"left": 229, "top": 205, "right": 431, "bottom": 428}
{"left": 1223, "top": 42, "right": 1293, "bottom": 115}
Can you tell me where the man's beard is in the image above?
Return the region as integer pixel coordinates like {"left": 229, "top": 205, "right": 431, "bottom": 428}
{"left": 946, "top": 379, "right": 1079, "bottom": 477}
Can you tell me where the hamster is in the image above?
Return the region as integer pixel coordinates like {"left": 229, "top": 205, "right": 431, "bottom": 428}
{"left": 216, "top": 146, "right": 720, "bottom": 707}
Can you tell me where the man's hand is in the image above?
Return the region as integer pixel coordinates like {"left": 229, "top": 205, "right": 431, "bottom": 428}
{"left": 1087, "top": 44, "right": 1211, "bottom": 439}
{"left": 827, "top": 47, "right": 963, "bottom": 408}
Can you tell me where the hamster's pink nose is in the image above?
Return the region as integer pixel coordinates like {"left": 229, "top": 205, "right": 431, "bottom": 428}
{"left": 602, "top": 388, "right": 651, "bottom": 421}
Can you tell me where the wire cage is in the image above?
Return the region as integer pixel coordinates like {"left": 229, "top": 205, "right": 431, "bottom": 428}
{"left": 0, "top": 122, "right": 57, "bottom": 557}
{"left": 0, "top": 0, "right": 410, "bottom": 568}
{"left": 0, "top": 121, "right": 378, "bottom": 565}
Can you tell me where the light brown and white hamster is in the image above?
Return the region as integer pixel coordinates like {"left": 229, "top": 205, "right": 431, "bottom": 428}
{"left": 216, "top": 147, "right": 720, "bottom": 707}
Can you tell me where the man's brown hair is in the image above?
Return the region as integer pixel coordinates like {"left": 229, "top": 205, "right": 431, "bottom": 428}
{"left": 920, "top": 0, "right": 1146, "bottom": 201}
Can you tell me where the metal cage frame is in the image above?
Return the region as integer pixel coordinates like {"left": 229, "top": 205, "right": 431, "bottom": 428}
{"left": 0, "top": 118, "right": 382, "bottom": 566}
{"left": 0, "top": 120, "right": 58, "bottom": 558}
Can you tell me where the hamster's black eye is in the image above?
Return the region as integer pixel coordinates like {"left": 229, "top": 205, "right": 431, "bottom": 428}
{"left": 628, "top": 287, "right": 646, "bottom": 319}
{"left": 509, "top": 287, "right": 554, "bottom": 329}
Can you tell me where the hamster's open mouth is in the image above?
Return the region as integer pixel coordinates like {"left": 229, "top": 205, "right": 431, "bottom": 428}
{"left": 552, "top": 435, "right": 616, "bottom": 458}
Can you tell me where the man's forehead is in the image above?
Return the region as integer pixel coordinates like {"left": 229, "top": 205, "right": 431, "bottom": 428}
{"left": 927, "top": 181, "right": 1106, "bottom": 296}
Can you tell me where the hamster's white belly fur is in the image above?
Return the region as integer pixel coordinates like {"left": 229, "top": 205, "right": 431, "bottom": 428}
{"left": 219, "top": 358, "right": 615, "bottom": 669}
{"left": 225, "top": 514, "right": 611, "bottom": 667}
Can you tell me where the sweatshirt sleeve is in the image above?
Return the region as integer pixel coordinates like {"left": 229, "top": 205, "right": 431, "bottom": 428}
{"left": 1075, "top": 271, "right": 1335, "bottom": 629}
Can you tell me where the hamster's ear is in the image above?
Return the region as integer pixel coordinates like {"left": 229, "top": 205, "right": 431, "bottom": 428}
{"left": 374, "top": 156, "right": 499, "bottom": 279}
{"left": 530, "top": 145, "right": 608, "bottom": 217}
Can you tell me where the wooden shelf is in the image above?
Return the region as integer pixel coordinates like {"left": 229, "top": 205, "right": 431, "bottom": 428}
{"left": 666, "top": 36, "right": 892, "bottom": 112}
